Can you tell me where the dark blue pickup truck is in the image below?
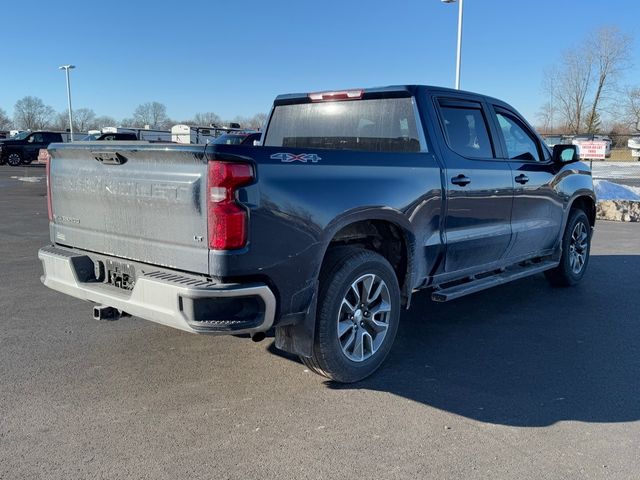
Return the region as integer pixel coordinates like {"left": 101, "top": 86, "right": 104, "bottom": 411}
{"left": 39, "top": 85, "right": 595, "bottom": 382}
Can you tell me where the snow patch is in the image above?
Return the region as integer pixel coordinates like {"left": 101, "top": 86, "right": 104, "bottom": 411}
{"left": 10, "top": 176, "right": 44, "bottom": 183}
{"left": 593, "top": 180, "right": 640, "bottom": 201}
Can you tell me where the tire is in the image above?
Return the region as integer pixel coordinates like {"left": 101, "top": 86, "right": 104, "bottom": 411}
{"left": 545, "top": 209, "right": 591, "bottom": 286}
{"left": 7, "top": 152, "right": 22, "bottom": 167}
{"left": 301, "top": 247, "right": 401, "bottom": 383}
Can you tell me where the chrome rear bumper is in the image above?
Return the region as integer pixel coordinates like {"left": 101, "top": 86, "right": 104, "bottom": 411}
{"left": 38, "top": 245, "right": 276, "bottom": 335}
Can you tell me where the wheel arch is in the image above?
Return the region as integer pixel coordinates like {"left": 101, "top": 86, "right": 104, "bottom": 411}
{"left": 319, "top": 209, "right": 417, "bottom": 308}
{"left": 569, "top": 193, "right": 596, "bottom": 229}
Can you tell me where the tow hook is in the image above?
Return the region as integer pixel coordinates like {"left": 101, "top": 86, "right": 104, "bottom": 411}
{"left": 93, "top": 305, "right": 129, "bottom": 321}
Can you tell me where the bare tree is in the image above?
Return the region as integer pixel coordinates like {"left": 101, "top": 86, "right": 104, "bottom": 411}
{"left": 554, "top": 47, "right": 593, "bottom": 134}
{"left": 541, "top": 26, "right": 632, "bottom": 134}
{"left": 13, "top": 96, "right": 55, "bottom": 130}
{"left": 73, "top": 108, "right": 96, "bottom": 133}
{"left": 0, "top": 107, "right": 11, "bottom": 130}
{"left": 584, "top": 27, "right": 632, "bottom": 133}
{"left": 93, "top": 115, "right": 117, "bottom": 130}
{"left": 246, "top": 113, "right": 267, "bottom": 130}
{"left": 132, "top": 102, "right": 169, "bottom": 129}
{"left": 50, "top": 111, "right": 70, "bottom": 131}
{"left": 624, "top": 87, "right": 640, "bottom": 131}
{"left": 537, "top": 68, "right": 558, "bottom": 133}
{"left": 189, "top": 112, "right": 222, "bottom": 126}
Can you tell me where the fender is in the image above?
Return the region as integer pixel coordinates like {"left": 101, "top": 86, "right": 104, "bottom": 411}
{"left": 275, "top": 206, "right": 418, "bottom": 358}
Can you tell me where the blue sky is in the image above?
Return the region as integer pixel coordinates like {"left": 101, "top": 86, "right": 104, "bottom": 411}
{"left": 1, "top": 0, "right": 639, "bottom": 123}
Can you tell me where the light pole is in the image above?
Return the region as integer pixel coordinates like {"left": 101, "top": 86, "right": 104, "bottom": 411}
{"left": 58, "top": 64, "right": 76, "bottom": 141}
{"left": 441, "top": 0, "right": 463, "bottom": 90}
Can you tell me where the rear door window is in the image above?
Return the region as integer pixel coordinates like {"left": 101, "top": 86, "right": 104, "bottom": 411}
{"left": 437, "top": 101, "right": 494, "bottom": 159}
{"left": 264, "top": 97, "right": 422, "bottom": 153}
{"left": 45, "top": 133, "right": 62, "bottom": 143}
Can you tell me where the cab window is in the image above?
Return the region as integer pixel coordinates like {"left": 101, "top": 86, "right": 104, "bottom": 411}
{"left": 495, "top": 111, "right": 541, "bottom": 162}
{"left": 438, "top": 103, "right": 494, "bottom": 159}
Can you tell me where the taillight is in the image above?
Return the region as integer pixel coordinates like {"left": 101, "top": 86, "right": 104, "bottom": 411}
{"left": 45, "top": 154, "right": 53, "bottom": 221}
{"left": 207, "top": 161, "right": 253, "bottom": 250}
{"left": 308, "top": 89, "right": 364, "bottom": 102}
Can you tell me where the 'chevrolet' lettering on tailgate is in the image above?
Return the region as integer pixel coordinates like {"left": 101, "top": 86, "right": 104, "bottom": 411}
{"left": 57, "top": 175, "right": 193, "bottom": 203}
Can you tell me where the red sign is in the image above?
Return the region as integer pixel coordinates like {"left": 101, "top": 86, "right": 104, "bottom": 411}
{"left": 576, "top": 141, "right": 607, "bottom": 160}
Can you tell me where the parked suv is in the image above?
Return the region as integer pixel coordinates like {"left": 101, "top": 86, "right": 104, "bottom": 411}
{"left": 0, "top": 131, "right": 65, "bottom": 166}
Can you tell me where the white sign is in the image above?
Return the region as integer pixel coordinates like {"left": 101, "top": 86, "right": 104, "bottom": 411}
{"left": 577, "top": 141, "right": 607, "bottom": 160}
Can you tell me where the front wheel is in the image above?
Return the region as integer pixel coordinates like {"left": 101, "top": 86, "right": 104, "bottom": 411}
{"left": 302, "top": 247, "right": 401, "bottom": 383}
{"left": 545, "top": 209, "right": 591, "bottom": 286}
{"left": 7, "top": 152, "right": 22, "bottom": 166}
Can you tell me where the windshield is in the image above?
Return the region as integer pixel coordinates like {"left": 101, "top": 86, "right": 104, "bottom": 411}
{"left": 11, "top": 131, "right": 30, "bottom": 140}
{"left": 264, "top": 97, "right": 421, "bottom": 153}
{"left": 81, "top": 134, "right": 100, "bottom": 141}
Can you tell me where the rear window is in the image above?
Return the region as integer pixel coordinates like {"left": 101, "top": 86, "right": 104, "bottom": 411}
{"left": 264, "top": 98, "right": 422, "bottom": 153}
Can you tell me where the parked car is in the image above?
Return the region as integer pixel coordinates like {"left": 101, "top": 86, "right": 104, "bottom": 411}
{"left": 212, "top": 132, "right": 261, "bottom": 146}
{"left": 82, "top": 132, "right": 139, "bottom": 141}
{"left": 0, "top": 131, "right": 74, "bottom": 166}
{"left": 171, "top": 124, "right": 255, "bottom": 144}
{"left": 39, "top": 85, "right": 595, "bottom": 382}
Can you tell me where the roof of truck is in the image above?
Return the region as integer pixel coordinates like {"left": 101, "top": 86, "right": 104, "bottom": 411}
{"left": 274, "top": 85, "right": 509, "bottom": 107}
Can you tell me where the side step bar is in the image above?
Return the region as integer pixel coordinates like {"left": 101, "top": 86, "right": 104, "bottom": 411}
{"left": 431, "top": 260, "right": 558, "bottom": 302}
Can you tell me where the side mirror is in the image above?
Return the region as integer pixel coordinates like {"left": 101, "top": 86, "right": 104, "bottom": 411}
{"left": 552, "top": 144, "right": 579, "bottom": 164}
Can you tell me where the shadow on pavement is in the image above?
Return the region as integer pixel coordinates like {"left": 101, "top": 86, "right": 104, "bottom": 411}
{"left": 274, "top": 254, "right": 640, "bottom": 427}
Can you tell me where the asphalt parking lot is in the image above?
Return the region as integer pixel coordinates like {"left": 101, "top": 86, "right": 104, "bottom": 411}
{"left": 1, "top": 165, "right": 639, "bottom": 480}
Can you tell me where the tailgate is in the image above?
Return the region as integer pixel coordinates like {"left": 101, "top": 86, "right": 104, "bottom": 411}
{"left": 48, "top": 142, "right": 210, "bottom": 274}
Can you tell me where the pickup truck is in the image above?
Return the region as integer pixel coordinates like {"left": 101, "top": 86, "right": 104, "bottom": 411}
{"left": 39, "top": 85, "right": 595, "bottom": 382}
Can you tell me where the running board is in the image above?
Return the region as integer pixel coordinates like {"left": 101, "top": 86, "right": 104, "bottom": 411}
{"left": 431, "top": 261, "right": 558, "bottom": 302}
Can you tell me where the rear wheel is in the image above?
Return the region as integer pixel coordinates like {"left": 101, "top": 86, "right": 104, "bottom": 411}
{"left": 302, "top": 247, "right": 401, "bottom": 383}
{"left": 545, "top": 209, "right": 591, "bottom": 286}
{"left": 7, "top": 152, "right": 22, "bottom": 167}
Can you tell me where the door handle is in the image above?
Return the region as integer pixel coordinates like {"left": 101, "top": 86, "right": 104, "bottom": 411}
{"left": 515, "top": 174, "right": 529, "bottom": 185}
{"left": 451, "top": 174, "right": 471, "bottom": 186}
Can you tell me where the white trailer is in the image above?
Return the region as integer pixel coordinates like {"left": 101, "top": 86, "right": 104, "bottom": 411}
{"left": 171, "top": 125, "right": 218, "bottom": 144}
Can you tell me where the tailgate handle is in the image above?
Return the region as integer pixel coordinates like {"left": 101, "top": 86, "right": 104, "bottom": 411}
{"left": 94, "top": 152, "right": 127, "bottom": 165}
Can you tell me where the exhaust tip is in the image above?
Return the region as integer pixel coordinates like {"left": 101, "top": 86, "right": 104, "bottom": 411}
{"left": 93, "top": 305, "right": 120, "bottom": 321}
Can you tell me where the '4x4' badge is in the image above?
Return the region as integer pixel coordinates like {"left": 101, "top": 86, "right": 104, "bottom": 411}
{"left": 271, "top": 152, "right": 322, "bottom": 163}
